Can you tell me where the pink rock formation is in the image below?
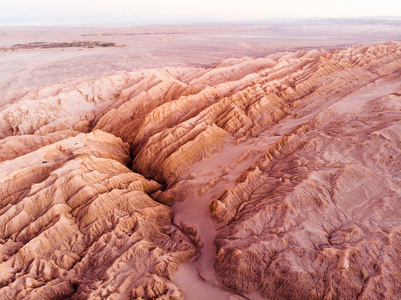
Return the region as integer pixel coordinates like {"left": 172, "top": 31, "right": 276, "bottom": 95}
{"left": 0, "top": 42, "right": 401, "bottom": 299}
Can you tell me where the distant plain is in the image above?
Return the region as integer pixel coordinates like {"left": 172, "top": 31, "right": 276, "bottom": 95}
{"left": 1, "top": 18, "right": 401, "bottom": 105}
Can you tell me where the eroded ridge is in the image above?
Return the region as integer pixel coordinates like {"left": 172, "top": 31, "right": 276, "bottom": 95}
{"left": 0, "top": 42, "right": 401, "bottom": 299}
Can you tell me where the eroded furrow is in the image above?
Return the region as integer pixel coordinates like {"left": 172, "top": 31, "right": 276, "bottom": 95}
{"left": 0, "top": 42, "right": 401, "bottom": 299}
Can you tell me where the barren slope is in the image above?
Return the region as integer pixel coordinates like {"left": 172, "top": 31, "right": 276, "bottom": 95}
{"left": 0, "top": 42, "right": 401, "bottom": 299}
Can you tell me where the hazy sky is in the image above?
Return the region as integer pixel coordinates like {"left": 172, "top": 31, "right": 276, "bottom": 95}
{"left": 1, "top": 0, "right": 401, "bottom": 24}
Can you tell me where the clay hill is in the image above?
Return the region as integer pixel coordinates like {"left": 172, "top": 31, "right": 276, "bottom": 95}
{"left": 1, "top": 42, "right": 401, "bottom": 299}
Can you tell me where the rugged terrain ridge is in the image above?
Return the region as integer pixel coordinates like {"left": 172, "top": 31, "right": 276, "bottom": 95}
{"left": 0, "top": 42, "right": 401, "bottom": 299}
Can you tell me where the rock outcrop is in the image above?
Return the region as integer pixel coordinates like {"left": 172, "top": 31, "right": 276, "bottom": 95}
{"left": 0, "top": 42, "right": 401, "bottom": 299}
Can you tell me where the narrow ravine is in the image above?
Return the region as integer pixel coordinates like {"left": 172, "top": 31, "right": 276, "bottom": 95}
{"left": 169, "top": 135, "right": 281, "bottom": 299}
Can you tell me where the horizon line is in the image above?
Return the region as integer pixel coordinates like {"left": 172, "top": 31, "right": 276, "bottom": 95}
{"left": 1, "top": 16, "right": 401, "bottom": 27}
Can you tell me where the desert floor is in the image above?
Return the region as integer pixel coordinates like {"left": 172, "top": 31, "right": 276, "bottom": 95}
{"left": 1, "top": 19, "right": 400, "bottom": 106}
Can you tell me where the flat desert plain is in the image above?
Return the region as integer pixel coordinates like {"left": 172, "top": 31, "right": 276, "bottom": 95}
{"left": 1, "top": 19, "right": 400, "bottom": 105}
